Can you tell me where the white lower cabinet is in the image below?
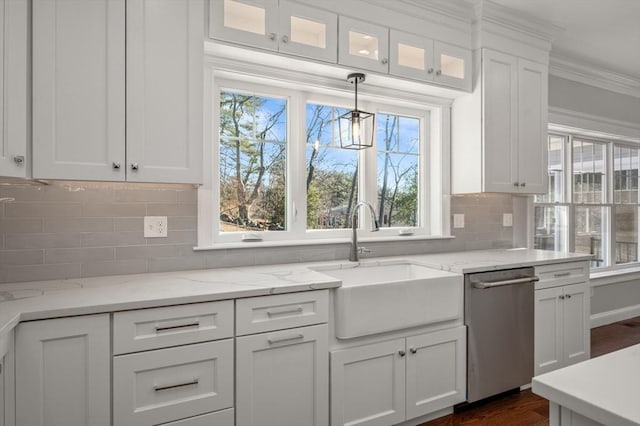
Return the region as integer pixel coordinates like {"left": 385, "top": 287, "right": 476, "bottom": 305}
{"left": 331, "top": 326, "right": 466, "bottom": 426}
{"left": 159, "top": 409, "right": 234, "bottom": 426}
{"left": 236, "top": 323, "right": 329, "bottom": 426}
{"left": 535, "top": 282, "right": 590, "bottom": 375}
{"left": 15, "top": 314, "right": 111, "bottom": 426}
{"left": 113, "top": 339, "right": 234, "bottom": 426}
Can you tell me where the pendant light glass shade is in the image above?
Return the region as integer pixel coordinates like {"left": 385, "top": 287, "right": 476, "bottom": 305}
{"left": 339, "top": 73, "right": 375, "bottom": 150}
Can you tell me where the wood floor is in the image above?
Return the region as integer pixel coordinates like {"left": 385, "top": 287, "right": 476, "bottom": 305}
{"left": 420, "top": 316, "right": 640, "bottom": 426}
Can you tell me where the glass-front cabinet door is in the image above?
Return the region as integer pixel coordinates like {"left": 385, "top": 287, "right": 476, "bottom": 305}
{"left": 278, "top": 1, "right": 337, "bottom": 62}
{"left": 433, "top": 41, "right": 471, "bottom": 91}
{"left": 389, "top": 30, "right": 435, "bottom": 82}
{"left": 209, "top": 0, "right": 279, "bottom": 50}
{"left": 338, "top": 16, "right": 389, "bottom": 73}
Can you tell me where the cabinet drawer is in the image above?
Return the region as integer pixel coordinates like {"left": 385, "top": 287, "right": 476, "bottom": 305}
{"left": 113, "top": 300, "right": 233, "bottom": 354}
{"left": 113, "top": 340, "right": 233, "bottom": 426}
{"left": 535, "top": 262, "right": 589, "bottom": 290}
{"left": 236, "top": 290, "right": 329, "bottom": 336}
{"left": 159, "top": 408, "right": 234, "bottom": 426}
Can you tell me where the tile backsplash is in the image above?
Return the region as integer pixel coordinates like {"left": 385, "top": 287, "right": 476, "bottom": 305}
{"left": 0, "top": 180, "right": 515, "bottom": 283}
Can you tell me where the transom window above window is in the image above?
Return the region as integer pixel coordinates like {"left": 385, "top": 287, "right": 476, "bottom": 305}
{"left": 202, "top": 76, "right": 447, "bottom": 247}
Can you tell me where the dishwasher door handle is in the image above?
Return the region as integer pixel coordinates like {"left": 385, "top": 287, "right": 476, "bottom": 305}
{"left": 472, "top": 276, "right": 540, "bottom": 289}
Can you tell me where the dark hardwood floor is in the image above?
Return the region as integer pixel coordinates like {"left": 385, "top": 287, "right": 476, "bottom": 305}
{"left": 420, "top": 316, "right": 640, "bottom": 426}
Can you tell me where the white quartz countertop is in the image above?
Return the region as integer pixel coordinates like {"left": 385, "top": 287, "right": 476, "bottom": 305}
{"left": 0, "top": 248, "right": 591, "bottom": 357}
{"left": 533, "top": 344, "right": 640, "bottom": 426}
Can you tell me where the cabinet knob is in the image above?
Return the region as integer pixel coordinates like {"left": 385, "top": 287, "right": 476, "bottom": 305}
{"left": 427, "top": 68, "right": 434, "bottom": 74}
{"left": 381, "top": 58, "right": 388, "bottom": 65}
{"left": 435, "top": 69, "right": 442, "bottom": 76}
{"left": 559, "top": 295, "right": 565, "bottom": 300}
{"left": 566, "top": 294, "right": 572, "bottom": 299}
{"left": 513, "top": 182, "right": 519, "bottom": 187}
{"left": 398, "top": 350, "right": 406, "bottom": 357}
{"left": 130, "top": 163, "right": 139, "bottom": 171}
{"left": 281, "top": 35, "right": 289, "bottom": 43}
{"left": 520, "top": 182, "right": 526, "bottom": 187}
{"left": 268, "top": 32, "right": 276, "bottom": 41}
{"left": 13, "top": 155, "right": 25, "bottom": 165}
{"left": 409, "top": 348, "right": 418, "bottom": 354}
{"left": 112, "top": 162, "right": 121, "bottom": 170}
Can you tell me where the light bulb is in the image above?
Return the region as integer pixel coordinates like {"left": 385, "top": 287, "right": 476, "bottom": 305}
{"left": 352, "top": 114, "right": 361, "bottom": 143}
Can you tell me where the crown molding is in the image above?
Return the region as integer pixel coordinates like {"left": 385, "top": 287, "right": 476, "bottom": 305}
{"left": 549, "top": 54, "right": 640, "bottom": 98}
{"left": 549, "top": 107, "right": 640, "bottom": 141}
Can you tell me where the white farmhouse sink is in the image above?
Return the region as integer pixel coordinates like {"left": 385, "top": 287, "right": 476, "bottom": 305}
{"left": 312, "top": 261, "right": 463, "bottom": 339}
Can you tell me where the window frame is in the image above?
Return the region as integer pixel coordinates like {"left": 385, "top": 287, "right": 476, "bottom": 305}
{"left": 197, "top": 65, "right": 451, "bottom": 249}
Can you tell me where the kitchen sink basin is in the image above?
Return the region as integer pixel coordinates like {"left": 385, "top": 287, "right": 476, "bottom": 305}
{"left": 312, "top": 261, "right": 463, "bottom": 339}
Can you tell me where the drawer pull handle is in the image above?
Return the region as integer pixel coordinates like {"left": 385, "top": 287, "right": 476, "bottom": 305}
{"left": 266, "top": 306, "right": 303, "bottom": 317}
{"left": 154, "top": 378, "right": 199, "bottom": 392}
{"left": 553, "top": 272, "right": 571, "bottom": 278}
{"left": 154, "top": 322, "right": 200, "bottom": 333}
{"left": 268, "top": 333, "right": 304, "bottom": 345}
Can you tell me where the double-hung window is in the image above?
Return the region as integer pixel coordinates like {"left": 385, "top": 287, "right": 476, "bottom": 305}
{"left": 535, "top": 131, "right": 640, "bottom": 270}
{"left": 201, "top": 74, "right": 447, "bottom": 247}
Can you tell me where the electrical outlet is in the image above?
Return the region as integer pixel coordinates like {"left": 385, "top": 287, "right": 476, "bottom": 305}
{"left": 144, "top": 216, "right": 167, "bottom": 238}
{"left": 453, "top": 214, "right": 465, "bottom": 228}
{"left": 503, "top": 213, "right": 513, "bottom": 227}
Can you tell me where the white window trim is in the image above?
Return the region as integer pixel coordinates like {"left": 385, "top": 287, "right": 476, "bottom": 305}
{"left": 197, "top": 58, "right": 452, "bottom": 250}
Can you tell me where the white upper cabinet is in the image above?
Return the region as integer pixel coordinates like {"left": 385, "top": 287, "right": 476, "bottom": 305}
{"left": 338, "top": 16, "right": 389, "bottom": 73}
{"left": 32, "top": 0, "right": 126, "bottom": 181}
{"left": 390, "top": 30, "right": 471, "bottom": 91}
{"left": 126, "top": 0, "right": 204, "bottom": 184}
{"left": 210, "top": 0, "right": 337, "bottom": 63}
{"left": 32, "top": 0, "right": 203, "bottom": 183}
{"left": 452, "top": 48, "right": 548, "bottom": 194}
{"left": 0, "top": 0, "right": 28, "bottom": 178}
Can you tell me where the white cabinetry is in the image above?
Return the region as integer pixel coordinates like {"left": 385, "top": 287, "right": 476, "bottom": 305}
{"left": 0, "top": 0, "right": 28, "bottom": 178}
{"left": 33, "top": 0, "right": 203, "bottom": 183}
{"left": 390, "top": 30, "right": 471, "bottom": 91}
{"left": 210, "top": 0, "right": 337, "bottom": 63}
{"left": 331, "top": 326, "right": 466, "bottom": 426}
{"left": 452, "top": 48, "right": 548, "bottom": 194}
{"left": 15, "top": 314, "right": 110, "bottom": 426}
{"left": 0, "top": 331, "right": 14, "bottom": 426}
{"left": 235, "top": 291, "right": 329, "bottom": 426}
{"left": 535, "top": 263, "right": 590, "bottom": 376}
{"left": 338, "top": 16, "right": 389, "bottom": 73}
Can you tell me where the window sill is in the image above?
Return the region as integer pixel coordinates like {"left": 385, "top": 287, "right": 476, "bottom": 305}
{"left": 194, "top": 235, "right": 455, "bottom": 251}
{"left": 590, "top": 266, "right": 640, "bottom": 287}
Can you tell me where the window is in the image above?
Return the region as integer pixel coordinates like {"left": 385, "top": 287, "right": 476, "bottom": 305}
{"left": 202, "top": 76, "right": 447, "bottom": 247}
{"left": 535, "top": 131, "right": 640, "bottom": 269}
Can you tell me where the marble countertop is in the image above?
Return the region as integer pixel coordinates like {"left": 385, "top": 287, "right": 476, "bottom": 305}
{"left": 0, "top": 248, "right": 592, "bottom": 358}
{"left": 533, "top": 344, "right": 640, "bottom": 426}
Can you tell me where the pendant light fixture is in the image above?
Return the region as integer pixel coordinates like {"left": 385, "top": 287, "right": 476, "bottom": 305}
{"left": 339, "top": 73, "right": 375, "bottom": 150}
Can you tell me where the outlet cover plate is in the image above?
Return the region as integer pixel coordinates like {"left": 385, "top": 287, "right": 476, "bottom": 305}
{"left": 503, "top": 213, "right": 513, "bottom": 227}
{"left": 144, "top": 216, "right": 168, "bottom": 238}
{"left": 453, "top": 214, "right": 464, "bottom": 228}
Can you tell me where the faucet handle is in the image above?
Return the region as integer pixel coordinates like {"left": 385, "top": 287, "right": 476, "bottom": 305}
{"left": 357, "top": 246, "right": 371, "bottom": 254}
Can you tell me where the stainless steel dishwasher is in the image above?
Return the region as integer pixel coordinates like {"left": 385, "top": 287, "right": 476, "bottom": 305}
{"left": 463, "top": 267, "right": 538, "bottom": 405}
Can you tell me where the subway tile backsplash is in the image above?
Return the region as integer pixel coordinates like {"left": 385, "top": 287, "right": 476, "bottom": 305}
{"left": 0, "top": 181, "right": 515, "bottom": 283}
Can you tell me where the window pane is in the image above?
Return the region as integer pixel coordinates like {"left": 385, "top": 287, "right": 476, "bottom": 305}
{"left": 615, "top": 205, "right": 638, "bottom": 264}
{"left": 219, "top": 92, "right": 287, "bottom": 232}
{"left": 534, "top": 205, "right": 568, "bottom": 252}
{"left": 305, "top": 103, "right": 358, "bottom": 230}
{"left": 376, "top": 113, "right": 420, "bottom": 227}
{"left": 573, "top": 139, "right": 606, "bottom": 204}
{"left": 574, "top": 206, "right": 609, "bottom": 268}
{"left": 613, "top": 145, "right": 639, "bottom": 204}
{"left": 535, "top": 134, "right": 565, "bottom": 203}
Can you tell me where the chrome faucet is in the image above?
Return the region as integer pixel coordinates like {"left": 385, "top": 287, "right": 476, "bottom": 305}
{"left": 349, "top": 201, "right": 380, "bottom": 261}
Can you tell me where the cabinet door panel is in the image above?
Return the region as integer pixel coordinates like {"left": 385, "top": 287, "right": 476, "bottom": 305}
{"left": 331, "top": 338, "right": 405, "bottom": 426}
{"left": 15, "top": 314, "right": 110, "bottom": 426}
{"left": 209, "top": 0, "right": 278, "bottom": 50}
{"left": 562, "top": 283, "right": 590, "bottom": 365}
{"left": 278, "top": 1, "right": 337, "bottom": 62}
{"left": 338, "top": 16, "right": 389, "bottom": 73}
{"left": 236, "top": 324, "right": 328, "bottom": 426}
{"left": 127, "top": 0, "right": 203, "bottom": 183}
{"left": 517, "top": 58, "right": 548, "bottom": 193}
{"left": 0, "top": 0, "right": 28, "bottom": 178}
{"left": 32, "top": 0, "right": 126, "bottom": 181}
{"left": 434, "top": 42, "right": 471, "bottom": 91}
{"left": 535, "top": 287, "right": 564, "bottom": 375}
{"left": 389, "top": 30, "right": 433, "bottom": 82}
{"left": 482, "top": 49, "right": 518, "bottom": 192}
{"left": 405, "top": 327, "right": 466, "bottom": 419}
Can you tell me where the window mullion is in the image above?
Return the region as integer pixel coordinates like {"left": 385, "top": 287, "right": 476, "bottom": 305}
{"left": 289, "top": 90, "right": 305, "bottom": 238}
{"left": 607, "top": 142, "right": 615, "bottom": 268}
